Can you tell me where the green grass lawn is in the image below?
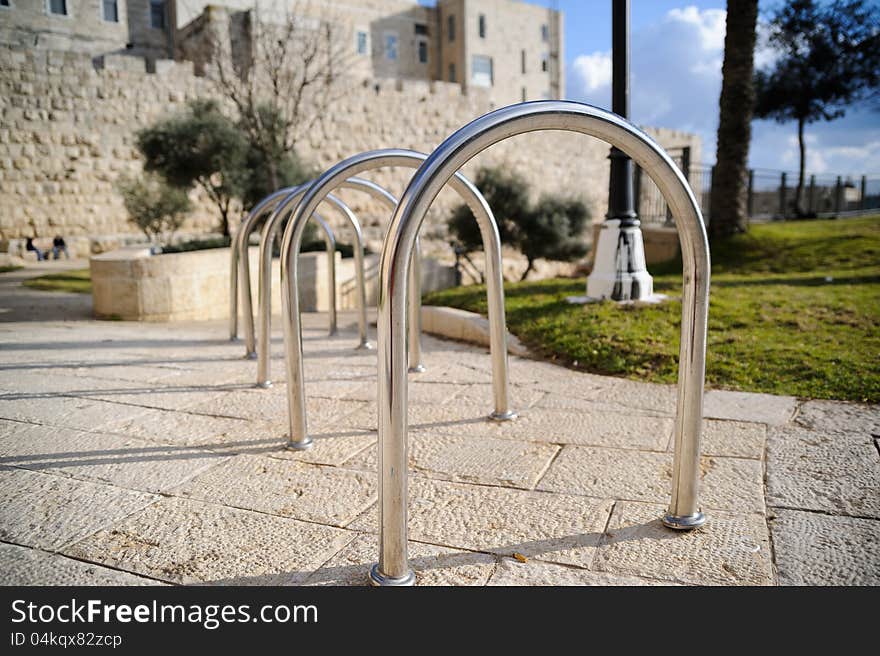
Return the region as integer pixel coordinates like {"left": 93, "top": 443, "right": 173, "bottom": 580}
{"left": 425, "top": 216, "right": 880, "bottom": 403}
{"left": 0, "top": 265, "right": 23, "bottom": 273}
{"left": 23, "top": 269, "right": 92, "bottom": 294}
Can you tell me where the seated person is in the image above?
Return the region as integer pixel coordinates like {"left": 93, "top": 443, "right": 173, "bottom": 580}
{"left": 52, "top": 235, "right": 70, "bottom": 260}
{"left": 25, "top": 237, "right": 44, "bottom": 261}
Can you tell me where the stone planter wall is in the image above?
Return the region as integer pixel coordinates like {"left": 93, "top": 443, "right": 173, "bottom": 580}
{"left": 90, "top": 246, "right": 456, "bottom": 322}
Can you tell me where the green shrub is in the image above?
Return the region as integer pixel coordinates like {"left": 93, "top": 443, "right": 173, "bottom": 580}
{"left": 116, "top": 173, "right": 191, "bottom": 246}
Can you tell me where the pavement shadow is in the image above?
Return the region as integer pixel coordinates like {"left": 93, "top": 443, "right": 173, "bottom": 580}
{"left": 0, "top": 382, "right": 255, "bottom": 401}
{"left": 202, "top": 525, "right": 671, "bottom": 586}
{"left": 0, "top": 426, "right": 371, "bottom": 470}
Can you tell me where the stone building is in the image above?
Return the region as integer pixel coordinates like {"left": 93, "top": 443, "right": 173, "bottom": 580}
{"left": 0, "top": 0, "right": 175, "bottom": 58}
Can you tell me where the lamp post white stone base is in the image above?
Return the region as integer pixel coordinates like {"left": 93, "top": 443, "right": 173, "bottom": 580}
{"left": 583, "top": 218, "right": 658, "bottom": 301}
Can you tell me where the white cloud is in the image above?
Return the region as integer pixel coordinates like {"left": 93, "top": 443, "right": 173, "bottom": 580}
{"left": 667, "top": 6, "right": 726, "bottom": 51}
{"left": 570, "top": 51, "right": 612, "bottom": 93}
{"left": 567, "top": 5, "right": 726, "bottom": 145}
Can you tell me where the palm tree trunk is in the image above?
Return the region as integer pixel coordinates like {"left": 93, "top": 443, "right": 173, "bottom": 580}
{"left": 708, "top": 0, "right": 759, "bottom": 241}
{"left": 796, "top": 117, "right": 806, "bottom": 216}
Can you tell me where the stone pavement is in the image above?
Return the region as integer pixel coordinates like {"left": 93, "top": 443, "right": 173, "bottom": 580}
{"left": 0, "top": 259, "right": 91, "bottom": 323}
{"left": 0, "top": 287, "right": 877, "bottom": 585}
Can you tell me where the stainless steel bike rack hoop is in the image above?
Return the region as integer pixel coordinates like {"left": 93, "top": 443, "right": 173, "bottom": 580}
{"left": 230, "top": 188, "right": 294, "bottom": 351}
{"left": 279, "top": 148, "right": 515, "bottom": 451}
{"left": 369, "top": 101, "right": 711, "bottom": 587}
{"left": 231, "top": 185, "right": 345, "bottom": 361}
{"left": 256, "top": 184, "right": 375, "bottom": 387}
{"left": 333, "top": 176, "right": 423, "bottom": 363}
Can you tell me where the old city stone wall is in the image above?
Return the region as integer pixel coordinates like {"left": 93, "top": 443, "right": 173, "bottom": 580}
{"left": 0, "top": 44, "right": 700, "bottom": 261}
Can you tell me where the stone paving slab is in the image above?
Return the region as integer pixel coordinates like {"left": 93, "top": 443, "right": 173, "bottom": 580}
{"left": 346, "top": 380, "right": 466, "bottom": 405}
{"left": 587, "top": 379, "right": 679, "bottom": 416}
{"left": 350, "top": 477, "right": 614, "bottom": 570}
{"left": 0, "top": 371, "right": 149, "bottom": 398}
{"left": 683, "top": 419, "right": 767, "bottom": 460}
{"left": 487, "top": 557, "right": 677, "bottom": 586}
{"left": 340, "top": 402, "right": 674, "bottom": 451}
{"left": 48, "top": 363, "right": 214, "bottom": 385}
{"left": 77, "top": 384, "right": 233, "bottom": 413}
{"left": 0, "top": 424, "right": 230, "bottom": 493}
{"left": 795, "top": 399, "right": 880, "bottom": 436}
{"left": 404, "top": 361, "right": 495, "bottom": 385}
{"left": 449, "top": 383, "right": 547, "bottom": 411}
{"left": 536, "top": 446, "right": 765, "bottom": 513}
{"left": 766, "top": 425, "right": 880, "bottom": 518}
{"left": 703, "top": 389, "right": 798, "bottom": 426}
{"left": 265, "top": 427, "right": 376, "bottom": 467}
{"left": 171, "top": 454, "right": 376, "bottom": 527}
{"left": 293, "top": 378, "right": 373, "bottom": 401}
{"left": 98, "top": 406, "right": 279, "bottom": 448}
{"left": 303, "top": 534, "right": 497, "bottom": 586}
{"left": 0, "top": 543, "right": 163, "bottom": 586}
{"left": 594, "top": 501, "right": 774, "bottom": 585}
{"left": 186, "top": 389, "right": 365, "bottom": 426}
{"left": 769, "top": 509, "right": 880, "bottom": 586}
{"left": 0, "top": 395, "right": 150, "bottom": 434}
{"left": 0, "top": 467, "right": 158, "bottom": 551}
{"left": 63, "top": 496, "right": 356, "bottom": 585}
{"left": 342, "top": 431, "right": 560, "bottom": 490}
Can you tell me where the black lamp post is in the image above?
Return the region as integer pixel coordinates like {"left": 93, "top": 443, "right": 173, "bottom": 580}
{"left": 608, "top": 0, "right": 637, "bottom": 226}
{"left": 585, "top": 0, "right": 656, "bottom": 302}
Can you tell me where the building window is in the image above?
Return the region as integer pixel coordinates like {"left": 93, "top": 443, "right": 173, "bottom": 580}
{"left": 541, "top": 53, "right": 549, "bottom": 72}
{"left": 471, "top": 55, "right": 493, "bottom": 87}
{"left": 414, "top": 23, "right": 428, "bottom": 36}
{"left": 384, "top": 32, "right": 398, "bottom": 61}
{"left": 0, "top": 0, "right": 11, "bottom": 8}
{"left": 478, "top": 14, "right": 486, "bottom": 38}
{"left": 102, "top": 0, "right": 118, "bottom": 22}
{"left": 356, "top": 30, "right": 368, "bottom": 55}
{"left": 417, "top": 40, "right": 428, "bottom": 64}
{"left": 48, "top": 0, "right": 67, "bottom": 15}
{"left": 447, "top": 15, "right": 455, "bottom": 42}
{"left": 541, "top": 24, "right": 549, "bottom": 42}
{"left": 448, "top": 62, "right": 456, "bottom": 83}
{"left": 521, "top": 50, "right": 526, "bottom": 74}
{"left": 149, "top": 0, "right": 165, "bottom": 29}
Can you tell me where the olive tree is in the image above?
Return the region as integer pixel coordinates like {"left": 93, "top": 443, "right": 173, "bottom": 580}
{"left": 448, "top": 167, "right": 590, "bottom": 281}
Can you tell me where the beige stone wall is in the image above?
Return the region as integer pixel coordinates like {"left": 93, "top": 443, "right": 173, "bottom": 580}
{"left": 0, "top": 46, "right": 220, "bottom": 242}
{"left": 0, "top": 43, "right": 701, "bottom": 266}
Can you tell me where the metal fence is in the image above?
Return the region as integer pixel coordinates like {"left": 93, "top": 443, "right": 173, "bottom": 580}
{"left": 634, "top": 146, "right": 880, "bottom": 225}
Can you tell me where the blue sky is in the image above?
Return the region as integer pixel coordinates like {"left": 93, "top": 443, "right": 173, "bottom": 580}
{"left": 418, "top": 1, "right": 880, "bottom": 175}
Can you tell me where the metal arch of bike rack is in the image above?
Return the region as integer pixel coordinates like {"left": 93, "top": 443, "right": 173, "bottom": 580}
{"left": 256, "top": 186, "right": 373, "bottom": 387}
{"left": 279, "top": 148, "right": 515, "bottom": 451}
{"left": 369, "top": 101, "right": 711, "bottom": 587}
{"left": 272, "top": 176, "right": 424, "bottom": 447}
{"left": 231, "top": 183, "right": 353, "bottom": 361}
{"left": 230, "top": 188, "right": 293, "bottom": 352}
{"left": 256, "top": 177, "right": 416, "bottom": 392}
{"left": 332, "top": 177, "right": 423, "bottom": 368}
